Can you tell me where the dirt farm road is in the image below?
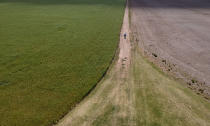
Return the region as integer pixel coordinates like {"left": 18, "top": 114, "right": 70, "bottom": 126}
{"left": 55, "top": 1, "right": 210, "bottom": 126}
{"left": 55, "top": 2, "right": 135, "bottom": 126}
{"left": 130, "top": 0, "right": 210, "bottom": 95}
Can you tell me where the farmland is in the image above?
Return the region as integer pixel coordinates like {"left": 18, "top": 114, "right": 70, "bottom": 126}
{"left": 0, "top": 0, "right": 125, "bottom": 125}
{"left": 55, "top": 4, "right": 210, "bottom": 126}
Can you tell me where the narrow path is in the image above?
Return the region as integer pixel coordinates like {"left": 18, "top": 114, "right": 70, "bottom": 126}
{"left": 55, "top": 1, "right": 210, "bottom": 126}
{"left": 55, "top": 2, "right": 134, "bottom": 126}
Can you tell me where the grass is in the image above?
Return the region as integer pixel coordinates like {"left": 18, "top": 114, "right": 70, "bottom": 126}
{"left": 133, "top": 46, "right": 210, "bottom": 126}
{"left": 0, "top": 0, "right": 125, "bottom": 125}
{"left": 55, "top": 38, "right": 210, "bottom": 126}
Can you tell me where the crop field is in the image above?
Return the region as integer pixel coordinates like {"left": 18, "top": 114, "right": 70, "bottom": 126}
{"left": 55, "top": 5, "right": 210, "bottom": 125}
{"left": 0, "top": 0, "right": 125, "bottom": 125}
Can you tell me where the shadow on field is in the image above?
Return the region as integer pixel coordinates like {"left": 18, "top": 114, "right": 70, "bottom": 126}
{"left": 130, "top": 0, "right": 210, "bottom": 9}
{"left": 0, "top": 0, "right": 124, "bottom": 6}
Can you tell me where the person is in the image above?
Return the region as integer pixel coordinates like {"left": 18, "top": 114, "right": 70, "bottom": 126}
{"left": 124, "top": 33, "right": 126, "bottom": 39}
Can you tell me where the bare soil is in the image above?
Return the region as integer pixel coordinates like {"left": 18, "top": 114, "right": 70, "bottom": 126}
{"left": 130, "top": 0, "right": 210, "bottom": 98}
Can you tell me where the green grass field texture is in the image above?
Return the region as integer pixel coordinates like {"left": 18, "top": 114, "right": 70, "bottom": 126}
{"left": 0, "top": 0, "right": 125, "bottom": 125}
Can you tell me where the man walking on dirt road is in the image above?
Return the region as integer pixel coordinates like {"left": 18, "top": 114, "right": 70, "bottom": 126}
{"left": 124, "top": 33, "right": 126, "bottom": 39}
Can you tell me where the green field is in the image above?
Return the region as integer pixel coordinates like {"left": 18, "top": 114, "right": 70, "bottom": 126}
{"left": 0, "top": 0, "right": 125, "bottom": 125}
